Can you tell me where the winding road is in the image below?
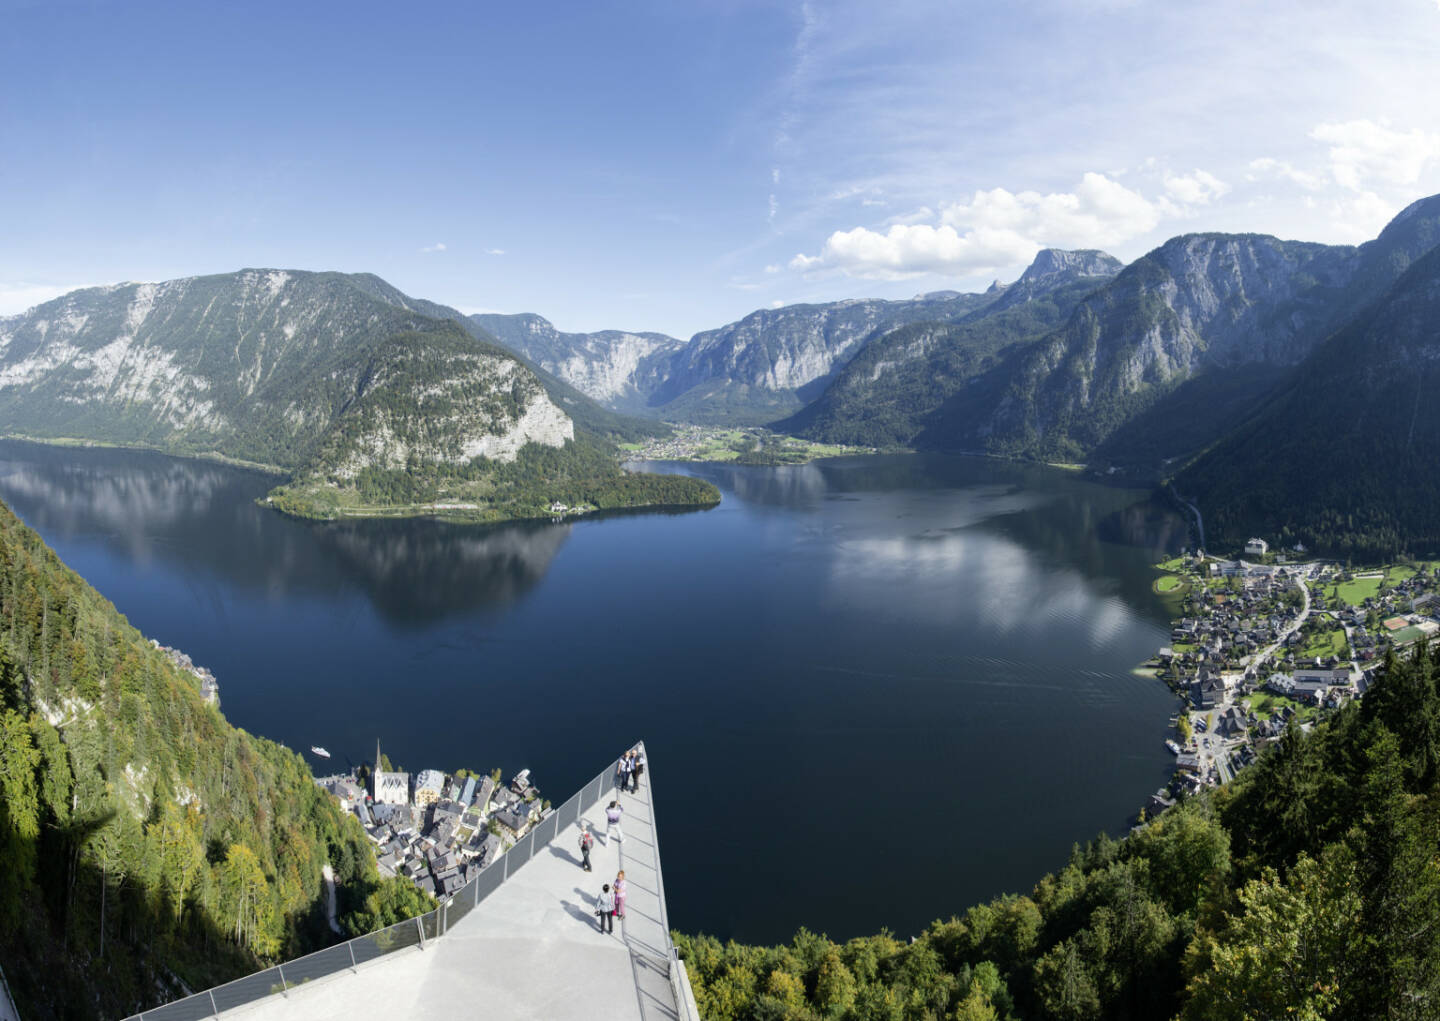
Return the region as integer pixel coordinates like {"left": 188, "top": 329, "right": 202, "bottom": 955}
{"left": 1250, "top": 575, "right": 1311, "bottom": 670}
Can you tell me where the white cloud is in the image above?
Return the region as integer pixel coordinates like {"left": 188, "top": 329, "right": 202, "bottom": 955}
{"left": 1247, "top": 157, "right": 1326, "bottom": 191}
{"left": 0, "top": 282, "right": 105, "bottom": 317}
{"left": 1162, "top": 169, "right": 1230, "bottom": 206}
{"left": 1322, "top": 190, "right": 1400, "bottom": 242}
{"left": 790, "top": 222, "right": 1038, "bottom": 280}
{"left": 939, "top": 173, "right": 1160, "bottom": 247}
{"left": 419, "top": 242, "right": 447, "bottom": 253}
{"left": 485, "top": 248, "right": 506, "bottom": 256}
{"left": 791, "top": 173, "right": 1160, "bottom": 280}
{"left": 1310, "top": 119, "right": 1440, "bottom": 191}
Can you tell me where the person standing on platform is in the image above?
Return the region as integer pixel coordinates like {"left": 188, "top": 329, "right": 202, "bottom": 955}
{"left": 617, "top": 752, "right": 633, "bottom": 793}
{"left": 614, "top": 869, "right": 628, "bottom": 919}
{"left": 579, "top": 827, "right": 594, "bottom": 872}
{"left": 596, "top": 883, "right": 616, "bottom": 934}
{"left": 605, "top": 800, "right": 624, "bottom": 844}
{"left": 631, "top": 749, "right": 645, "bottom": 792}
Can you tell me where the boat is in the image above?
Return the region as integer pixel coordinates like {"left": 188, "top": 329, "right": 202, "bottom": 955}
{"left": 1165, "top": 739, "right": 1182, "bottom": 755}
{"left": 311, "top": 746, "right": 331, "bottom": 758}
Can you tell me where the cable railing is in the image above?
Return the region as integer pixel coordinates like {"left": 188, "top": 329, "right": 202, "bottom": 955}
{"left": 123, "top": 752, "right": 633, "bottom": 1021}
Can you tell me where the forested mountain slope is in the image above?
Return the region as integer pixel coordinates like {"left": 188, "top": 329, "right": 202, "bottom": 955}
{"left": 1179, "top": 242, "right": 1440, "bottom": 559}
{"left": 940, "top": 195, "right": 1440, "bottom": 464}
{"left": 786, "top": 250, "right": 1122, "bottom": 448}
{"left": 0, "top": 498, "right": 428, "bottom": 1019}
{"left": 645, "top": 290, "right": 1001, "bottom": 424}
{"left": 0, "top": 271, "right": 713, "bottom": 520}
{"left": 679, "top": 643, "right": 1440, "bottom": 1020}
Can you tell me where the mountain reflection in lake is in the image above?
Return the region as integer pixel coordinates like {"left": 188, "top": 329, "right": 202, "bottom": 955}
{"left": 0, "top": 444, "right": 574, "bottom": 624}
{"left": 0, "top": 441, "right": 1190, "bottom": 945}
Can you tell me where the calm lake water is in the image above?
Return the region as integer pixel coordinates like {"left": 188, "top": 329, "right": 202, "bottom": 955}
{"left": 0, "top": 440, "right": 1189, "bottom": 944}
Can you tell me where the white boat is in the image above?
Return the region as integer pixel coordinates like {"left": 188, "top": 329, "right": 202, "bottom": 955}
{"left": 1165, "top": 739, "right": 1182, "bottom": 755}
{"left": 311, "top": 746, "right": 331, "bottom": 758}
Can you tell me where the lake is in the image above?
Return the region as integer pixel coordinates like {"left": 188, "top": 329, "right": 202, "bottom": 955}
{"left": 0, "top": 440, "right": 1188, "bottom": 945}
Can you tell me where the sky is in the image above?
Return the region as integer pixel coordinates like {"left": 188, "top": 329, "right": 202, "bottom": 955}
{"left": 3, "top": 0, "right": 1440, "bottom": 338}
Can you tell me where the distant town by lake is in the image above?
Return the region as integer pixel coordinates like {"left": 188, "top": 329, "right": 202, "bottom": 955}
{"left": 0, "top": 439, "right": 1187, "bottom": 944}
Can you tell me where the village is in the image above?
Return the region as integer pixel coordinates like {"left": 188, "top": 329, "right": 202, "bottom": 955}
{"left": 316, "top": 744, "right": 550, "bottom": 901}
{"left": 1143, "top": 539, "right": 1440, "bottom": 818}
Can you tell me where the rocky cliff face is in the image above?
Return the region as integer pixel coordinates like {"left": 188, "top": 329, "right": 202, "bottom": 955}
{"left": 469, "top": 313, "right": 684, "bottom": 411}
{"left": 0, "top": 270, "right": 576, "bottom": 476}
{"left": 1179, "top": 241, "right": 1440, "bottom": 556}
{"left": 957, "top": 199, "right": 1440, "bottom": 461}
{"left": 647, "top": 290, "right": 997, "bottom": 423}
{"left": 786, "top": 249, "right": 1123, "bottom": 447}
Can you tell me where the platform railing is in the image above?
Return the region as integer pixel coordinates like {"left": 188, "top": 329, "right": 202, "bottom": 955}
{"left": 123, "top": 752, "right": 631, "bottom": 1020}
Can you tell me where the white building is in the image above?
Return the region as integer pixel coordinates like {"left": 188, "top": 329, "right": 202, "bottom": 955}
{"left": 373, "top": 770, "right": 411, "bottom": 806}
{"left": 1245, "top": 538, "right": 1269, "bottom": 556}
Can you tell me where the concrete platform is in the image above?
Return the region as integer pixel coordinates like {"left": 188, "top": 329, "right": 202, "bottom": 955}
{"left": 153, "top": 747, "right": 686, "bottom": 1021}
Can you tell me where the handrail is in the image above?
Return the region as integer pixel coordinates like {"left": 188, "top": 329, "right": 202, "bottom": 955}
{"left": 0, "top": 960, "right": 20, "bottom": 1021}
{"left": 122, "top": 751, "right": 631, "bottom": 1020}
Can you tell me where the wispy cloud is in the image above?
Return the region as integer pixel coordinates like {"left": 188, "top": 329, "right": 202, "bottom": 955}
{"left": 1310, "top": 119, "right": 1440, "bottom": 191}
{"left": 485, "top": 248, "right": 506, "bottom": 256}
{"left": 1247, "top": 157, "right": 1325, "bottom": 191}
{"left": 419, "top": 242, "right": 447, "bottom": 254}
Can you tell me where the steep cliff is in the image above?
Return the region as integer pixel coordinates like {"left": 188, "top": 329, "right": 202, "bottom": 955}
{"left": 469, "top": 313, "right": 684, "bottom": 413}
{"left": 786, "top": 249, "right": 1122, "bottom": 447}
{"left": 940, "top": 196, "right": 1440, "bottom": 463}
{"left": 1179, "top": 242, "right": 1440, "bottom": 557}
{"left": 645, "top": 290, "right": 999, "bottom": 424}
{"left": 0, "top": 271, "right": 712, "bottom": 520}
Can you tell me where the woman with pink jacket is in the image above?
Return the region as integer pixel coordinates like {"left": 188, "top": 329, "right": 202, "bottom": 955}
{"left": 614, "top": 870, "right": 628, "bottom": 920}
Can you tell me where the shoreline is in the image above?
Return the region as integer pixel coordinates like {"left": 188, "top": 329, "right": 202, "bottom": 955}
{"left": 0, "top": 433, "right": 721, "bottom": 525}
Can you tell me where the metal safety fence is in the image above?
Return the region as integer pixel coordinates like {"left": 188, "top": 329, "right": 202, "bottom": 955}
{"left": 124, "top": 751, "right": 633, "bottom": 1020}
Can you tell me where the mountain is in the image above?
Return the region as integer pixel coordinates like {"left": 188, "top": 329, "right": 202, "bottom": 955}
{"left": 1178, "top": 240, "right": 1440, "bottom": 558}
{"left": 784, "top": 249, "right": 1123, "bottom": 447}
{"left": 917, "top": 196, "right": 1440, "bottom": 465}
{"left": 469, "top": 313, "right": 685, "bottom": 414}
{"left": 645, "top": 290, "right": 1000, "bottom": 424}
{"left": 0, "top": 496, "right": 430, "bottom": 1018}
{"left": 0, "top": 271, "right": 715, "bottom": 520}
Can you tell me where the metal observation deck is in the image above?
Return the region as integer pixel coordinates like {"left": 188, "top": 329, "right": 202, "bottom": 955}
{"left": 124, "top": 743, "right": 698, "bottom": 1021}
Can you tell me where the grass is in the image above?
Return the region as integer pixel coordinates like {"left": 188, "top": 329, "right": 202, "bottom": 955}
{"left": 1155, "top": 574, "right": 1186, "bottom": 594}
{"left": 1326, "top": 576, "right": 1383, "bottom": 607}
{"left": 1384, "top": 565, "right": 1418, "bottom": 588}
{"left": 1244, "top": 691, "right": 1320, "bottom": 722}
{"left": 1299, "top": 628, "right": 1349, "bottom": 661}
{"left": 1155, "top": 556, "right": 1190, "bottom": 573}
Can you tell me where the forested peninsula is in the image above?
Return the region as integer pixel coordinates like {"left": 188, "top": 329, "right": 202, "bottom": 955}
{"left": 0, "top": 499, "right": 429, "bottom": 1019}
{"left": 0, "top": 271, "right": 719, "bottom": 526}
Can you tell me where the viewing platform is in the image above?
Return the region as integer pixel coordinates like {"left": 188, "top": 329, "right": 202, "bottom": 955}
{"left": 129, "top": 743, "right": 696, "bottom": 1021}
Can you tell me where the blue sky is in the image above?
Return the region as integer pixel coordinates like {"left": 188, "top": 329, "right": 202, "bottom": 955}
{"left": 4, "top": 0, "right": 1440, "bottom": 338}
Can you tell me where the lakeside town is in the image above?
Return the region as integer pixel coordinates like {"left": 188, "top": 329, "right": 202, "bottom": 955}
{"left": 1143, "top": 538, "right": 1440, "bottom": 817}
{"left": 622, "top": 424, "right": 875, "bottom": 465}
{"left": 315, "top": 745, "right": 550, "bottom": 901}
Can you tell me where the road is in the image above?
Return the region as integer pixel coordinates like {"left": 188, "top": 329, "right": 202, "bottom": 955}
{"left": 1250, "top": 575, "right": 1311, "bottom": 670}
{"left": 1176, "top": 494, "right": 1206, "bottom": 550}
